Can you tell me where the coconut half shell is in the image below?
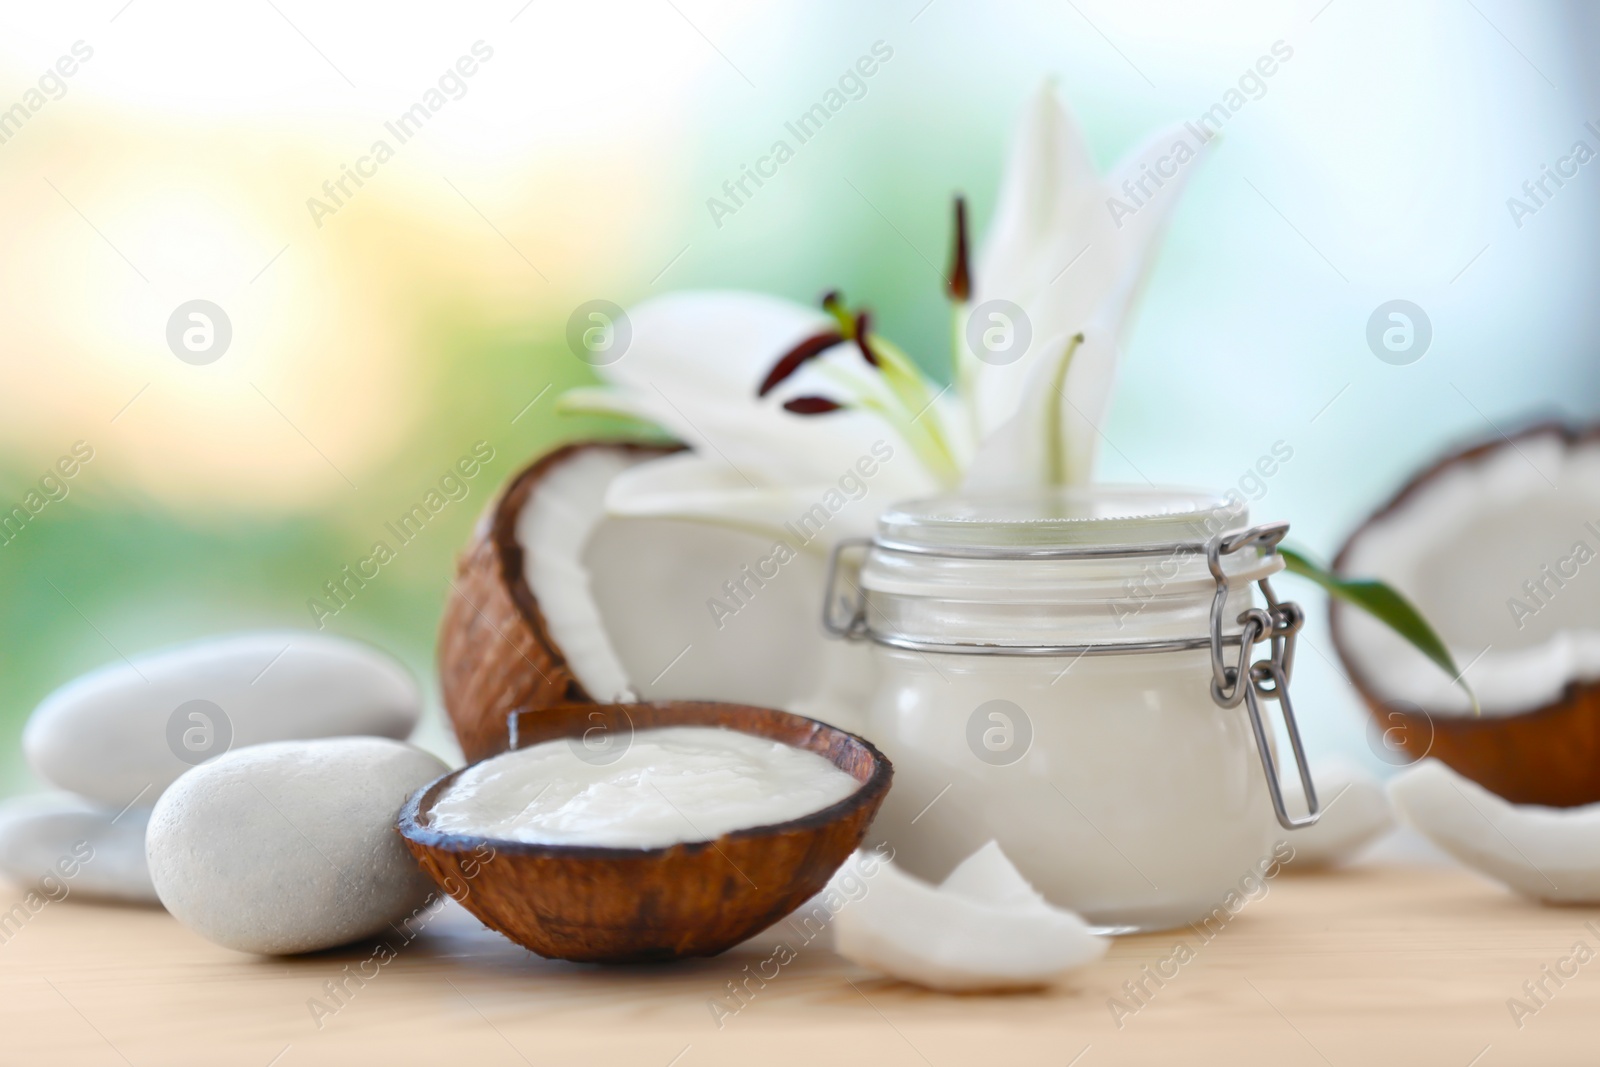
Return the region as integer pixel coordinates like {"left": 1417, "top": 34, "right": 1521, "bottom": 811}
{"left": 1331, "top": 422, "right": 1600, "bottom": 806}
{"left": 439, "top": 441, "right": 679, "bottom": 761}
{"left": 440, "top": 439, "right": 877, "bottom": 762}
{"left": 399, "top": 701, "right": 892, "bottom": 962}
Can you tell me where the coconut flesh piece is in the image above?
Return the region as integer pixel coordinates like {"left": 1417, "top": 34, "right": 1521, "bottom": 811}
{"left": 514, "top": 444, "right": 874, "bottom": 726}
{"left": 1279, "top": 759, "right": 1393, "bottom": 869}
{"left": 1334, "top": 428, "right": 1600, "bottom": 717}
{"left": 1387, "top": 759, "right": 1600, "bottom": 903}
{"left": 829, "top": 841, "right": 1108, "bottom": 992}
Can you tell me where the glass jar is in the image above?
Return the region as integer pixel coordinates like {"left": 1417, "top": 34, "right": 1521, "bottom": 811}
{"left": 823, "top": 487, "right": 1319, "bottom": 933}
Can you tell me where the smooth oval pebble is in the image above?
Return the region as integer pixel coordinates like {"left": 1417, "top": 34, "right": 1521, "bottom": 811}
{"left": 24, "top": 631, "right": 421, "bottom": 807}
{"left": 0, "top": 793, "right": 159, "bottom": 905}
{"left": 146, "top": 737, "right": 449, "bottom": 955}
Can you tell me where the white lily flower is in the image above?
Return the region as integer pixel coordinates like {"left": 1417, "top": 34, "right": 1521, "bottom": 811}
{"left": 961, "top": 83, "right": 1211, "bottom": 488}
{"left": 559, "top": 81, "right": 1209, "bottom": 540}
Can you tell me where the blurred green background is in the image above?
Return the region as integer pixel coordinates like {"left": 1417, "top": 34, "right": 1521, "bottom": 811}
{"left": 3, "top": 0, "right": 1598, "bottom": 790}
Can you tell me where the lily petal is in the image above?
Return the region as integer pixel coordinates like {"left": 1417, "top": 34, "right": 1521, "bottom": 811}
{"left": 969, "top": 82, "right": 1210, "bottom": 440}
{"left": 575, "top": 290, "right": 951, "bottom": 487}
{"left": 1094, "top": 121, "right": 1215, "bottom": 334}
{"left": 599, "top": 290, "right": 832, "bottom": 400}
{"left": 975, "top": 81, "right": 1100, "bottom": 306}
{"left": 556, "top": 386, "right": 675, "bottom": 430}
{"left": 961, "top": 323, "right": 1119, "bottom": 490}
{"left": 603, "top": 451, "right": 935, "bottom": 544}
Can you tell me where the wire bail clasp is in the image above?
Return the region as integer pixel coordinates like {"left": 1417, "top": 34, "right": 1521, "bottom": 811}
{"left": 822, "top": 537, "right": 873, "bottom": 640}
{"left": 1206, "top": 522, "right": 1319, "bottom": 831}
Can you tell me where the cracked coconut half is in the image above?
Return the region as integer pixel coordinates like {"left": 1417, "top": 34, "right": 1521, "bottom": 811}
{"left": 438, "top": 441, "right": 878, "bottom": 761}
{"left": 1331, "top": 423, "right": 1600, "bottom": 806}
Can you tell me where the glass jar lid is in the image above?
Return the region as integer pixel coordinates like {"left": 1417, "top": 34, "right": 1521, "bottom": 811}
{"left": 839, "top": 485, "right": 1281, "bottom": 648}
{"left": 875, "top": 486, "right": 1246, "bottom": 555}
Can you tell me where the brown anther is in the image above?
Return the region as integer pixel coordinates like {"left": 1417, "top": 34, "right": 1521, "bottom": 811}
{"left": 947, "top": 195, "right": 971, "bottom": 302}
{"left": 782, "top": 396, "right": 844, "bottom": 415}
{"left": 854, "top": 312, "right": 879, "bottom": 368}
{"left": 756, "top": 331, "right": 846, "bottom": 397}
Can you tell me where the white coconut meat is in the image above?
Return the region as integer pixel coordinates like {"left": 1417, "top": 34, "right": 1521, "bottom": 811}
{"left": 1280, "top": 759, "right": 1393, "bottom": 868}
{"left": 1336, "top": 430, "right": 1600, "bottom": 716}
{"left": 515, "top": 446, "right": 875, "bottom": 728}
{"left": 1388, "top": 759, "right": 1600, "bottom": 903}
{"left": 830, "top": 841, "right": 1108, "bottom": 992}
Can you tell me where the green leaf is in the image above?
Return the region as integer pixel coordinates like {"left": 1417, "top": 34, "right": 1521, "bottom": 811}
{"left": 1279, "top": 545, "right": 1479, "bottom": 714}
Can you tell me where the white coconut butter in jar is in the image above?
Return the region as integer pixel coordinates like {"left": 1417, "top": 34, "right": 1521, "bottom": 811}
{"left": 427, "top": 726, "right": 860, "bottom": 848}
{"left": 824, "top": 487, "right": 1319, "bottom": 932}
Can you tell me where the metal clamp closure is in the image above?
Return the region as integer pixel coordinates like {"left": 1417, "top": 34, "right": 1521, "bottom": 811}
{"left": 822, "top": 537, "right": 873, "bottom": 641}
{"left": 1204, "top": 522, "right": 1318, "bottom": 830}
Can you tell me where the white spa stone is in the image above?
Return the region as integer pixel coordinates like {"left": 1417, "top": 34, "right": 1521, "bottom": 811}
{"left": 1388, "top": 759, "right": 1600, "bottom": 904}
{"left": 24, "top": 631, "right": 422, "bottom": 807}
{"left": 146, "top": 737, "right": 448, "bottom": 955}
{"left": 1283, "top": 759, "right": 1394, "bottom": 868}
{"left": 427, "top": 725, "right": 861, "bottom": 848}
{"left": 0, "top": 793, "right": 158, "bottom": 904}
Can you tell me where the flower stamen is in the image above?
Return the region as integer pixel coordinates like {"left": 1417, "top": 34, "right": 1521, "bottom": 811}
{"left": 757, "top": 330, "right": 846, "bottom": 397}
{"left": 782, "top": 396, "right": 844, "bottom": 415}
{"left": 822, "top": 291, "right": 856, "bottom": 337}
{"left": 947, "top": 195, "right": 970, "bottom": 302}
{"left": 854, "top": 312, "right": 879, "bottom": 368}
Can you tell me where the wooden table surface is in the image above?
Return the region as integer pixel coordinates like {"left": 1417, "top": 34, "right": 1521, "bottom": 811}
{"left": 2, "top": 862, "right": 1596, "bottom": 1066}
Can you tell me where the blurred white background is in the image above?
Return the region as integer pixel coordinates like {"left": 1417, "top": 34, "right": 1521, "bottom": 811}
{"left": 1, "top": 0, "right": 1596, "bottom": 785}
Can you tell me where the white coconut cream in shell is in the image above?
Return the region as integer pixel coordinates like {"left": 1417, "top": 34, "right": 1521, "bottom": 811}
{"left": 428, "top": 726, "right": 860, "bottom": 848}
